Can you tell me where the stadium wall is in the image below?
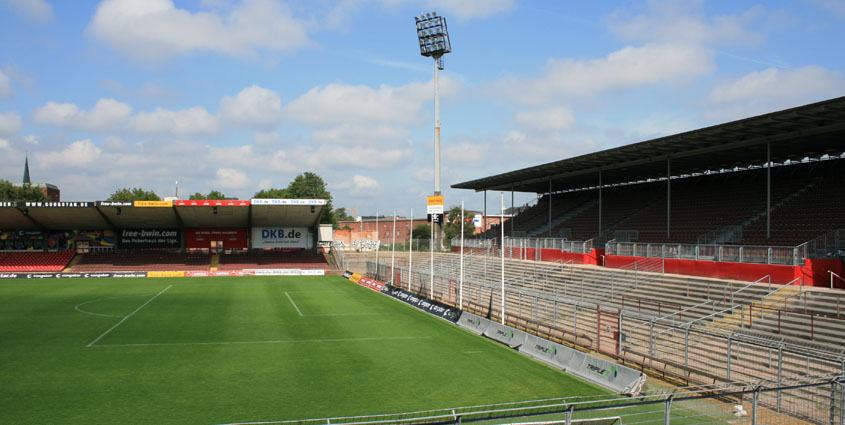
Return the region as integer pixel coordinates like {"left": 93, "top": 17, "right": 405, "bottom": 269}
{"left": 604, "top": 255, "right": 844, "bottom": 288}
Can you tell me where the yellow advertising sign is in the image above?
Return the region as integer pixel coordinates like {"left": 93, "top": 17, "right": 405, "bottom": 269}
{"left": 349, "top": 273, "right": 363, "bottom": 283}
{"left": 426, "top": 195, "right": 444, "bottom": 206}
{"left": 148, "top": 271, "right": 185, "bottom": 278}
{"left": 134, "top": 201, "right": 173, "bottom": 207}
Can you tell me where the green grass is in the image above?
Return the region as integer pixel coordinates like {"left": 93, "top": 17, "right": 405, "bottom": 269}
{"left": 0, "top": 275, "right": 612, "bottom": 424}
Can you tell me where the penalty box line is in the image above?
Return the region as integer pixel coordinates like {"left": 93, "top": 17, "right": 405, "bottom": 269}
{"left": 88, "top": 336, "right": 432, "bottom": 348}
{"left": 284, "top": 291, "right": 389, "bottom": 317}
{"left": 86, "top": 285, "right": 173, "bottom": 347}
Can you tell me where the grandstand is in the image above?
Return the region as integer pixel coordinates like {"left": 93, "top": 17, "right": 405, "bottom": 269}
{"left": 0, "top": 199, "right": 332, "bottom": 274}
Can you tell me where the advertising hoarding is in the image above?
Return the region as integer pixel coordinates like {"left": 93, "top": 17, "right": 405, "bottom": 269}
{"left": 251, "top": 227, "right": 312, "bottom": 249}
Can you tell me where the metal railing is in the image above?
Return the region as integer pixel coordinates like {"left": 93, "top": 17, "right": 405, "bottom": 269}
{"left": 797, "top": 229, "right": 845, "bottom": 259}
{"left": 234, "top": 375, "right": 845, "bottom": 425}
{"left": 363, "top": 254, "right": 845, "bottom": 425}
{"left": 606, "top": 240, "right": 805, "bottom": 266}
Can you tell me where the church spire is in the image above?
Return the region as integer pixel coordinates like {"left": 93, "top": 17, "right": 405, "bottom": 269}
{"left": 23, "top": 155, "right": 31, "bottom": 185}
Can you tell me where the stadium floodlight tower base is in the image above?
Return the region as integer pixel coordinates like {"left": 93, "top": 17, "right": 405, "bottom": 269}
{"left": 415, "top": 11, "right": 451, "bottom": 250}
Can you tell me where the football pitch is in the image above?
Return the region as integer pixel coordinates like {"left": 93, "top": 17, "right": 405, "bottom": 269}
{"left": 0, "top": 275, "right": 612, "bottom": 424}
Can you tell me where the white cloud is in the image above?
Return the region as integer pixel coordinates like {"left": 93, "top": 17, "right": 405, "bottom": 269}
{"left": 37, "top": 139, "right": 103, "bottom": 168}
{"left": 399, "top": 0, "right": 516, "bottom": 20}
{"left": 1, "top": 0, "right": 54, "bottom": 22}
{"left": 0, "top": 138, "right": 8, "bottom": 149}
{"left": 212, "top": 167, "right": 251, "bottom": 189}
{"left": 333, "top": 174, "right": 381, "bottom": 197}
{"left": 86, "top": 0, "right": 311, "bottom": 62}
{"left": 253, "top": 131, "right": 280, "bottom": 145}
{"left": 0, "top": 112, "right": 22, "bottom": 136}
{"left": 443, "top": 141, "right": 491, "bottom": 168}
{"left": 608, "top": 0, "right": 765, "bottom": 46}
{"left": 129, "top": 106, "right": 220, "bottom": 136}
{"left": 707, "top": 66, "right": 845, "bottom": 120}
{"left": 32, "top": 98, "right": 133, "bottom": 132}
{"left": 809, "top": 0, "right": 845, "bottom": 19}
{"left": 24, "top": 135, "right": 40, "bottom": 145}
{"left": 0, "top": 69, "right": 12, "bottom": 98}
{"left": 515, "top": 106, "right": 576, "bottom": 132}
{"left": 285, "top": 78, "right": 461, "bottom": 126}
{"left": 220, "top": 85, "right": 282, "bottom": 129}
{"left": 311, "top": 123, "right": 409, "bottom": 145}
{"left": 288, "top": 145, "right": 412, "bottom": 170}
{"left": 491, "top": 43, "right": 714, "bottom": 105}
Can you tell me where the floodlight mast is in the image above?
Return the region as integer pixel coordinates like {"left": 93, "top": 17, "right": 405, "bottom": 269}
{"left": 415, "top": 11, "right": 451, "bottom": 249}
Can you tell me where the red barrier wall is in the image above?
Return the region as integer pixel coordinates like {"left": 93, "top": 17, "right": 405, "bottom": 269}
{"left": 798, "top": 258, "right": 845, "bottom": 289}
{"left": 605, "top": 255, "right": 805, "bottom": 285}
{"left": 539, "top": 248, "right": 603, "bottom": 266}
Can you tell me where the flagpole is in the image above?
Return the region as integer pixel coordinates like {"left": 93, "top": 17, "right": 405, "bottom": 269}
{"left": 459, "top": 200, "right": 464, "bottom": 311}
{"left": 391, "top": 210, "right": 396, "bottom": 285}
{"left": 409, "top": 208, "right": 413, "bottom": 292}
{"left": 430, "top": 214, "right": 434, "bottom": 300}
{"left": 501, "top": 193, "right": 505, "bottom": 324}
{"left": 375, "top": 213, "right": 379, "bottom": 280}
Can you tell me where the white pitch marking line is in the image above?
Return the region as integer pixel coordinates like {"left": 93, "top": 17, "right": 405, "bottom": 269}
{"left": 284, "top": 292, "right": 303, "bottom": 316}
{"left": 74, "top": 294, "right": 150, "bottom": 318}
{"left": 86, "top": 285, "right": 172, "bottom": 347}
{"left": 304, "top": 313, "right": 390, "bottom": 317}
{"left": 88, "top": 336, "right": 432, "bottom": 348}
{"left": 464, "top": 351, "right": 485, "bottom": 354}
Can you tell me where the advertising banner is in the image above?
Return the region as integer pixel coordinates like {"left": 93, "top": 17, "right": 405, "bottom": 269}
{"left": 147, "top": 271, "right": 185, "bottom": 278}
{"left": 566, "top": 351, "right": 647, "bottom": 396}
{"left": 519, "top": 334, "right": 578, "bottom": 371}
{"left": 118, "top": 229, "right": 181, "bottom": 249}
{"left": 0, "top": 272, "right": 148, "bottom": 279}
{"left": 185, "top": 228, "right": 248, "bottom": 249}
{"left": 175, "top": 200, "right": 250, "bottom": 207}
{"left": 133, "top": 201, "right": 173, "bottom": 207}
{"left": 251, "top": 227, "right": 312, "bottom": 249}
{"left": 97, "top": 201, "right": 133, "bottom": 207}
{"left": 457, "top": 311, "right": 491, "bottom": 335}
{"left": 381, "top": 285, "right": 459, "bottom": 323}
{"left": 18, "top": 201, "right": 94, "bottom": 208}
{"left": 250, "top": 199, "right": 327, "bottom": 205}
{"left": 483, "top": 322, "right": 528, "bottom": 348}
{"left": 357, "top": 276, "right": 386, "bottom": 291}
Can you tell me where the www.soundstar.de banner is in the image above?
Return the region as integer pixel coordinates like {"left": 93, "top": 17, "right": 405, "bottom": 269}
{"left": 381, "top": 285, "right": 460, "bottom": 323}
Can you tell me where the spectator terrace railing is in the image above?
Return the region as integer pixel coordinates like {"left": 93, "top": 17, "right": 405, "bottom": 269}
{"left": 606, "top": 240, "right": 805, "bottom": 266}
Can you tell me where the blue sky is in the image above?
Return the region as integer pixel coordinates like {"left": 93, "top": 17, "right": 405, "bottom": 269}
{"left": 1, "top": 0, "right": 844, "bottom": 217}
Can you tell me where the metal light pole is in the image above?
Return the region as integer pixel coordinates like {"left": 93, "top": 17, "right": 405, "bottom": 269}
{"left": 415, "top": 11, "right": 451, "bottom": 250}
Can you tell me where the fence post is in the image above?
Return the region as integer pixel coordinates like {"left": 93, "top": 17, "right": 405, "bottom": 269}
{"left": 752, "top": 386, "right": 760, "bottom": 425}
{"left": 684, "top": 326, "right": 689, "bottom": 367}
{"left": 617, "top": 310, "right": 623, "bottom": 356}
{"left": 726, "top": 335, "right": 732, "bottom": 381}
{"left": 565, "top": 404, "right": 574, "bottom": 425}
{"left": 649, "top": 319, "right": 655, "bottom": 356}
{"left": 831, "top": 380, "right": 838, "bottom": 425}
{"left": 664, "top": 395, "right": 673, "bottom": 425}
{"left": 777, "top": 345, "right": 783, "bottom": 412}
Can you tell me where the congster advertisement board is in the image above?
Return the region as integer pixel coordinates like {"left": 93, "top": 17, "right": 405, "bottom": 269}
{"left": 251, "top": 227, "right": 312, "bottom": 249}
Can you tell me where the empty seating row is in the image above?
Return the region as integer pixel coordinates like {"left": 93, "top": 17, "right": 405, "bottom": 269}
{"left": 0, "top": 251, "right": 76, "bottom": 272}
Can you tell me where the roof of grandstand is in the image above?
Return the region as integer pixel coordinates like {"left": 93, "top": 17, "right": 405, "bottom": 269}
{"left": 0, "top": 199, "right": 327, "bottom": 231}
{"left": 452, "top": 96, "right": 845, "bottom": 193}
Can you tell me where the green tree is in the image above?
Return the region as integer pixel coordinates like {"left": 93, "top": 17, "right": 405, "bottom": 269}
{"left": 255, "top": 172, "right": 341, "bottom": 228}
{"left": 253, "top": 187, "right": 289, "bottom": 198}
{"left": 412, "top": 223, "right": 431, "bottom": 240}
{"left": 0, "top": 180, "right": 49, "bottom": 202}
{"left": 443, "top": 205, "right": 475, "bottom": 247}
{"left": 106, "top": 187, "right": 161, "bottom": 201}
{"left": 189, "top": 190, "right": 226, "bottom": 200}
{"left": 335, "top": 207, "right": 355, "bottom": 222}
